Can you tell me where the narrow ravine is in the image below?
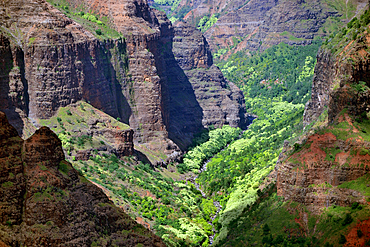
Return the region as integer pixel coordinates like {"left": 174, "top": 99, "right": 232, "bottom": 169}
{"left": 190, "top": 161, "right": 220, "bottom": 245}
{"left": 188, "top": 121, "right": 254, "bottom": 245}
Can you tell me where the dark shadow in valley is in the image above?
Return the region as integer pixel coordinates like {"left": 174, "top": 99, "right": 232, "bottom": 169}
{"left": 81, "top": 39, "right": 132, "bottom": 125}
{"left": 134, "top": 149, "right": 152, "bottom": 166}
{"left": 150, "top": 24, "right": 205, "bottom": 150}
{"left": 0, "top": 36, "right": 28, "bottom": 136}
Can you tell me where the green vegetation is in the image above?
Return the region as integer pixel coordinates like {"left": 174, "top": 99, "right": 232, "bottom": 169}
{"left": 1, "top": 181, "right": 13, "bottom": 188}
{"left": 39, "top": 101, "right": 130, "bottom": 158}
{"left": 322, "top": 8, "right": 370, "bottom": 54}
{"left": 217, "top": 41, "right": 321, "bottom": 105}
{"left": 46, "top": 0, "right": 122, "bottom": 39}
{"left": 177, "top": 125, "right": 241, "bottom": 173}
{"left": 338, "top": 173, "right": 370, "bottom": 197}
{"left": 198, "top": 14, "right": 218, "bottom": 33}
{"left": 72, "top": 153, "right": 215, "bottom": 246}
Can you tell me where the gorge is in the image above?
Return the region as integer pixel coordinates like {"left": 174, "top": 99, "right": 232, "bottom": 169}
{"left": 1, "top": 0, "right": 370, "bottom": 246}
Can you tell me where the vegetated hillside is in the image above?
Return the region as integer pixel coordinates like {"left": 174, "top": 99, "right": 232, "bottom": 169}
{"left": 0, "top": 111, "right": 165, "bottom": 246}
{"left": 214, "top": 7, "right": 370, "bottom": 247}
{"left": 154, "top": 0, "right": 368, "bottom": 58}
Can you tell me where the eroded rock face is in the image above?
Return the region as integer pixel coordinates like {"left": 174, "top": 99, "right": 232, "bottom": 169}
{"left": 304, "top": 27, "right": 370, "bottom": 126}
{"left": 0, "top": 0, "right": 249, "bottom": 156}
{"left": 278, "top": 23, "right": 370, "bottom": 212}
{"left": 0, "top": 0, "right": 128, "bottom": 138}
{"left": 0, "top": 111, "right": 165, "bottom": 246}
{"left": 0, "top": 0, "right": 249, "bottom": 155}
{"left": 163, "top": 22, "right": 249, "bottom": 147}
{"left": 174, "top": 0, "right": 368, "bottom": 54}
{"left": 277, "top": 132, "right": 370, "bottom": 212}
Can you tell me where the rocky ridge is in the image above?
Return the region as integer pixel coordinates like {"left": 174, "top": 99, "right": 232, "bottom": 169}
{"left": 0, "top": 111, "right": 165, "bottom": 246}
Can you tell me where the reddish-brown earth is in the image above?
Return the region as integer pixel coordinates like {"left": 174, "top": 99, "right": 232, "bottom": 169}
{"left": 344, "top": 219, "right": 370, "bottom": 247}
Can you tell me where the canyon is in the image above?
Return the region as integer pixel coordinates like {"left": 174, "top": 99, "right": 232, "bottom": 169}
{"left": 0, "top": 0, "right": 249, "bottom": 165}
{"left": 1, "top": 0, "right": 370, "bottom": 245}
{"left": 278, "top": 11, "right": 370, "bottom": 212}
{"left": 169, "top": 0, "right": 368, "bottom": 57}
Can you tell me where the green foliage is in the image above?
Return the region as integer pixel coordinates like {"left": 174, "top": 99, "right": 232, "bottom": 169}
{"left": 342, "top": 213, "right": 353, "bottom": 226}
{"left": 217, "top": 41, "right": 321, "bottom": 105}
{"left": 58, "top": 161, "right": 70, "bottom": 174}
{"left": 262, "top": 223, "right": 270, "bottom": 235}
{"left": 351, "top": 202, "right": 359, "bottom": 210}
{"left": 338, "top": 234, "right": 347, "bottom": 244}
{"left": 46, "top": 0, "right": 122, "bottom": 39}
{"left": 2, "top": 181, "right": 13, "bottom": 188}
{"left": 337, "top": 173, "right": 370, "bottom": 197}
{"left": 357, "top": 229, "right": 363, "bottom": 238}
{"left": 198, "top": 14, "right": 218, "bottom": 32}
{"left": 352, "top": 81, "right": 369, "bottom": 92}
{"left": 178, "top": 125, "right": 241, "bottom": 173}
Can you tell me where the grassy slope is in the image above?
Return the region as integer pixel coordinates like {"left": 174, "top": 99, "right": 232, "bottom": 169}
{"left": 46, "top": 0, "right": 122, "bottom": 39}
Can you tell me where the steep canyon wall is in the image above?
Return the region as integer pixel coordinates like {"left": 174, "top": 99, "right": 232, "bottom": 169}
{"left": 0, "top": 0, "right": 249, "bottom": 160}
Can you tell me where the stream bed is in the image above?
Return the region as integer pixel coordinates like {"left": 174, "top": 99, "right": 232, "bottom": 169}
{"left": 187, "top": 117, "right": 255, "bottom": 245}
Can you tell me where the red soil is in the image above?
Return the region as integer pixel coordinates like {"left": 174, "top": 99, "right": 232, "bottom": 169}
{"left": 289, "top": 133, "right": 336, "bottom": 167}
{"left": 344, "top": 218, "right": 370, "bottom": 247}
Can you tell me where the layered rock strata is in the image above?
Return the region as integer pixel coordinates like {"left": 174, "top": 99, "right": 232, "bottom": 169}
{"left": 278, "top": 17, "right": 370, "bottom": 212}
{"left": 173, "top": 0, "right": 368, "bottom": 54}
{"left": 0, "top": 0, "right": 248, "bottom": 159}
{"left": 0, "top": 111, "right": 165, "bottom": 246}
{"left": 277, "top": 131, "right": 370, "bottom": 212}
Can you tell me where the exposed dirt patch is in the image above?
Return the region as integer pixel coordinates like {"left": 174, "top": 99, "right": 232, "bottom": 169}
{"left": 344, "top": 218, "right": 370, "bottom": 247}
{"left": 289, "top": 133, "right": 336, "bottom": 167}
{"left": 345, "top": 114, "right": 359, "bottom": 133}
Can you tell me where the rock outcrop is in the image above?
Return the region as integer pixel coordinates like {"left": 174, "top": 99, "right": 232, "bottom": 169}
{"left": 0, "top": 0, "right": 249, "bottom": 160}
{"left": 0, "top": 111, "right": 165, "bottom": 246}
{"left": 277, "top": 131, "right": 370, "bottom": 212}
{"left": 162, "top": 21, "right": 249, "bottom": 147}
{"left": 278, "top": 13, "right": 370, "bottom": 212}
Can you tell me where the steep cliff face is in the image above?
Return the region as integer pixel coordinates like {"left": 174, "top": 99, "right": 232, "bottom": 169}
{"left": 0, "top": 111, "right": 165, "bottom": 246}
{"left": 0, "top": 0, "right": 248, "bottom": 160}
{"left": 0, "top": 0, "right": 128, "bottom": 135}
{"left": 172, "top": 0, "right": 368, "bottom": 54}
{"left": 277, "top": 12, "right": 370, "bottom": 212}
{"left": 162, "top": 21, "right": 249, "bottom": 147}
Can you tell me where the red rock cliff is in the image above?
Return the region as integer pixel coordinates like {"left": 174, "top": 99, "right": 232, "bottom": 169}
{"left": 0, "top": 0, "right": 249, "bottom": 158}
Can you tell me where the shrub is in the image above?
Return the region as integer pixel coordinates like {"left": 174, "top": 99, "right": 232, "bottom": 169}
{"left": 66, "top": 109, "right": 72, "bottom": 115}
{"left": 95, "top": 29, "right": 102, "bottom": 35}
{"left": 351, "top": 202, "right": 359, "bottom": 210}
{"left": 262, "top": 223, "right": 270, "bottom": 235}
{"left": 339, "top": 234, "right": 346, "bottom": 244}
{"left": 357, "top": 229, "right": 363, "bottom": 238}
{"left": 342, "top": 213, "right": 353, "bottom": 226}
